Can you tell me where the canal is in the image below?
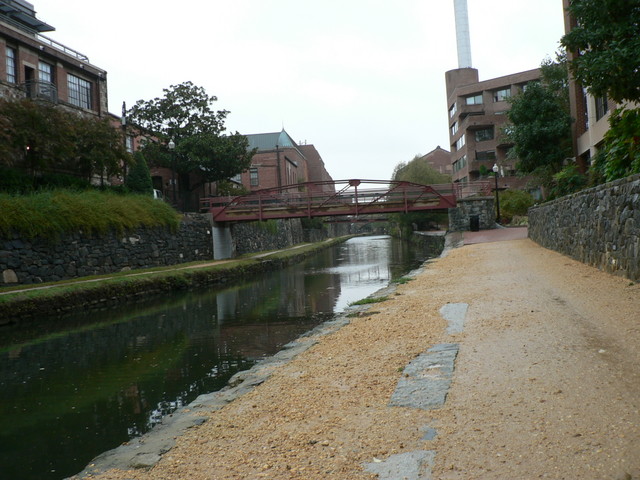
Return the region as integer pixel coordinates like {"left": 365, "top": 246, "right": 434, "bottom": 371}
{"left": 0, "top": 235, "right": 436, "bottom": 480}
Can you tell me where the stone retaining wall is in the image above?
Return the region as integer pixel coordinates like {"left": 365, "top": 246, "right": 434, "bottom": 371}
{"left": 448, "top": 197, "right": 495, "bottom": 232}
{"left": 528, "top": 174, "right": 640, "bottom": 282}
{"left": 232, "top": 220, "right": 349, "bottom": 256}
{"left": 232, "top": 219, "right": 305, "bottom": 256}
{"left": 410, "top": 232, "right": 446, "bottom": 257}
{"left": 1, "top": 214, "right": 214, "bottom": 285}
{"left": 1, "top": 215, "right": 348, "bottom": 286}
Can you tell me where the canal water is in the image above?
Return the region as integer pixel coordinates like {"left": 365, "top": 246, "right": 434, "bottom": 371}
{"left": 0, "top": 235, "right": 435, "bottom": 480}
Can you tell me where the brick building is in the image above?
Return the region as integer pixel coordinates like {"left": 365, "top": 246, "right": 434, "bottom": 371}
{"left": 239, "top": 130, "right": 333, "bottom": 193}
{"left": 0, "top": 0, "right": 108, "bottom": 117}
{"left": 562, "top": 0, "right": 618, "bottom": 171}
{"left": 418, "top": 146, "right": 452, "bottom": 176}
{"left": 444, "top": 67, "right": 540, "bottom": 191}
{"left": 298, "top": 144, "right": 335, "bottom": 194}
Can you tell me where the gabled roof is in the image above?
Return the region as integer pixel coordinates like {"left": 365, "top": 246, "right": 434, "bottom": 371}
{"left": 245, "top": 129, "right": 303, "bottom": 155}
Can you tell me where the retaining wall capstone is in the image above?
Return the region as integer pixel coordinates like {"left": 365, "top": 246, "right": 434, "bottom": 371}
{"left": 0, "top": 213, "right": 214, "bottom": 285}
{"left": 528, "top": 174, "right": 640, "bottom": 282}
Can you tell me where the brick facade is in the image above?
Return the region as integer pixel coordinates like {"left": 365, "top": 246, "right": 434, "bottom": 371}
{"left": 562, "top": 0, "right": 618, "bottom": 171}
{"left": 0, "top": 2, "right": 108, "bottom": 117}
{"left": 444, "top": 67, "right": 540, "bottom": 193}
{"left": 241, "top": 130, "right": 333, "bottom": 192}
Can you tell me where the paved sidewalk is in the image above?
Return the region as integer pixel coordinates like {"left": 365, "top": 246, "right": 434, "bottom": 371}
{"left": 463, "top": 226, "right": 528, "bottom": 244}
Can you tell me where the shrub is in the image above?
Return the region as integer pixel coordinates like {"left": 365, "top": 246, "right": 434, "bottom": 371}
{"left": 499, "top": 190, "right": 535, "bottom": 223}
{"left": 125, "top": 152, "right": 153, "bottom": 194}
{"left": 549, "top": 164, "right": 587, "bottom": 198}
{"left": 0, "top": 190, "right": 180, "bottom": 239}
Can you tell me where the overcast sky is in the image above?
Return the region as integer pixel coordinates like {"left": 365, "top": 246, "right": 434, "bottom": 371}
{"left": 37, "top": 1, "right": 565, "bottom": 182}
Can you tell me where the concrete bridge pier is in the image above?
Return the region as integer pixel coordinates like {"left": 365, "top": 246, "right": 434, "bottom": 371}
{"left": 213, "top": 222, "right": 233, "bottom": 260}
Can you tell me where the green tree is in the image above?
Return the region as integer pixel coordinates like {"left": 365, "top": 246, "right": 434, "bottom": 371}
{"left": 0, "top": 98, "right": 128, "bottom": 186}
{"left": 0, "top": 98, "right": 75, "bottom": 174}
{"left": 392, "top": 155, "right": 451, "bottom": 185}
{"left": 505, "top": 68, "right": 573, "bottom": 186}
{"left": 539, "top": 51, "right": 571, "bottom": 113}
{"left": 177, "top": 132, "right": 254, "bottom": 184}
{"left": 69, "top": 116, "right": 130, "bottom": 185}
{"left": 561, "top": 0, "right": 640, "bottom": 103}
{"left": 390, "top": 155, "right": 451, "bottom": 234}
{"left": 125, "top": 151, "right": 153, "bottom": 194}
{"left": 591, "top": 108, "right": 640, "bottom": 182}
{"left": 127, "top": 82, "right": 255, "bottom": 209}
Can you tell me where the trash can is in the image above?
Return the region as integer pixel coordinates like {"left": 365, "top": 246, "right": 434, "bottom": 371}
{"left": 469, "top": 214, "right": 480, "bottom": 232}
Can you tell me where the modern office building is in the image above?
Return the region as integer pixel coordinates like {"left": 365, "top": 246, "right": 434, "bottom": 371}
{"left": 0, "top": 0, "right": 108, "bottom": 117}
{"left": 445, "top": 67, "right": 540, "bottom": 189}
{"left": 445, "top": 0, "right": 538, "bottom": 191}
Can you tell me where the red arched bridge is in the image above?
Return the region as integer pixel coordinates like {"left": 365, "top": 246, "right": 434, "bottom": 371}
{"left": 200, "top": 179, "right": 492, "bottom": 222}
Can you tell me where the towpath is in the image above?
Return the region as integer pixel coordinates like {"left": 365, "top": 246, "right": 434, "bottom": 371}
{"left": 72, "top": 229, "right": 640, "bottom": 480}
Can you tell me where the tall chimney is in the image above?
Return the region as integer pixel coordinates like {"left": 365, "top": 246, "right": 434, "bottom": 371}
{"left": 453, "top": 0, "right": 472, "bottom": 68}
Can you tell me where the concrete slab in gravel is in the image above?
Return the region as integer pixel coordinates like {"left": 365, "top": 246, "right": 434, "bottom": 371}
{"left": 440, "top": 303, "right": 468, "bottom": 335}
{"left": 389, "top": 343, "right": 459, "bottom": 410}
{"left": 364, "top": 450, "right": 435, "bottom": 480}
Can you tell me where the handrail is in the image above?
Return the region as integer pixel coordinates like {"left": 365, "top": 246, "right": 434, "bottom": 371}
{"left": 199, "top": 179, "right": 464, "bottom": 222}
{"left": 20, "top": 80, "right": 57, "bottom": 102}
{"left": 0, "top": 14, "right": 90, "bottom": 62}
{"left": 36, "top": 33, "right": 90, "bottom": 62}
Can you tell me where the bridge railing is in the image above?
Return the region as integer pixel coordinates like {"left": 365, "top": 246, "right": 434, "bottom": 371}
{"left": 454, "top": 181, "right": 493, "bottom": 198}
{"left": 200, "top": 179, "right": 492, "bottom": 222}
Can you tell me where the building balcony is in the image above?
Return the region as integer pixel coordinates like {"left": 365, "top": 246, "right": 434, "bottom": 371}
{"left": 21, "top": 80, "right": 57, "bottom": 102}
{"left": 457, "top": 103, "right": 484, "bottom": 119}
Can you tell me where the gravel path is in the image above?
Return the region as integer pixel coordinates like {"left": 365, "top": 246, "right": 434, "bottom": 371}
{"left": 74, "top": 237, "right": 640, "bottom": 480}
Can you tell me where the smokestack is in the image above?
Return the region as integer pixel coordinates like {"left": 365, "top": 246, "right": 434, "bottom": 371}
{"left": 453, "top": 0, "right": 472, "bottom": 68}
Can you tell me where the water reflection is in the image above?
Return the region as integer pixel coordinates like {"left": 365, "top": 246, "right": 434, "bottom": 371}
{"left": 0, "top": 235, "right": 433, "bottom": 480}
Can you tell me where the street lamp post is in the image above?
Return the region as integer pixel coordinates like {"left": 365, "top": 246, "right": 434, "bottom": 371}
{"left": 168, "top": 139, "right": 176, "bottom": 207}
{"left": 492, "top": 163, "right": 501, "bottom": 224}
{"left": 121, "top": 101, "right": 128, "bottom": 178}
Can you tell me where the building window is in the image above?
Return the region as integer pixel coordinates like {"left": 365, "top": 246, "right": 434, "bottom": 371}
{"left": 475, "top": 127, "right": 494, "bottom": 142}
{"left": 465, "top": 94, "right": 483, "bottom": 105}
{"left": 6, "top": 47, "right": 16, "bottom": 84}
{"left": 582, "top": 87, "right": 590, "bottom": 130}
{"left": 453, "top": 155, "right": 467, "bottom": 173}
{"left": 455, "top": 135, "right": 466, "bottom": 151}
{"left": 449, "top": 102, "right": 457, "bottom": 118}
{"left": 476, "top": 150, "right": 496, "bottom": 161}
{"left": 125, "top": 136, "right": 134, "bottom": 153}
{"left": 67, "top": 74, "right": 92, "bottom": 109}
{"left": 250, "top": 167, "right": 259, "bottom": 186}
{"left": 493, "top": 88, "right": 511, "bottom": 102}
{"left": 230, "top": 173, "right": 242, "bottom": 183}
{"left": 32, "top": 61, "right": 56, "bottom": 101}
{"left": 38, "top": 61, "right": 53, "bottom": 83}
{"left": 451, "top": 121, "right": 458, "bottom": 136}
{"left": 595, "top": 96, "right": 609, "bottom": 121}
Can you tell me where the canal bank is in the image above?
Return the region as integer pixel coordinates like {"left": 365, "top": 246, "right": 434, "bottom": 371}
{"left": 0, "top": 237, "right": 354, "bottom": 324}
{"left": 68, "top": 230, "right": 640, "bottom": 480}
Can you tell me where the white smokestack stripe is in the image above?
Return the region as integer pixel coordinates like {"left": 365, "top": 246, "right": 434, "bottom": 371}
{"left": 454, "top": 0, "right": 473, "bottom": 68}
